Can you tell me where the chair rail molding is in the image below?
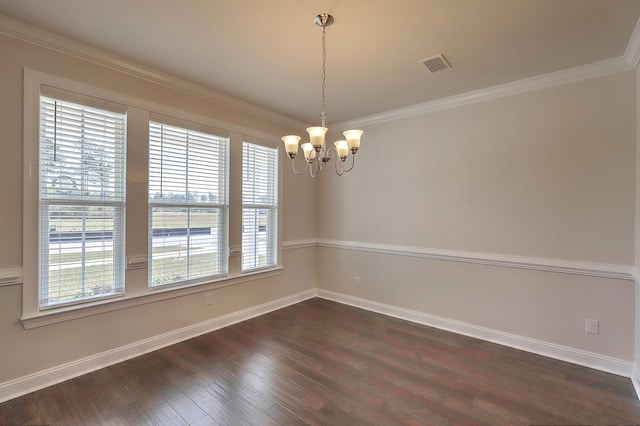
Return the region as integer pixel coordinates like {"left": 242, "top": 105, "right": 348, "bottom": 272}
{"left": 316, "top": 239, "right": 633, "bottom": 281}
{"left": 0, "top": 268, "right": 22, "bottom": 286}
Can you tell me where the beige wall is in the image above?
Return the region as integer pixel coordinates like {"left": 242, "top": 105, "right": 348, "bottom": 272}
{"left": 317, "top": 71, "right": 637, "bottom": 360}
{"left": 0, "top": 24, "right": 638, "bottom": 387}
{"left": 0, "top": 33, "right": 317, "bottom": 383}
{"left": 0, "top": 249, "right": 316, "bottom": 382}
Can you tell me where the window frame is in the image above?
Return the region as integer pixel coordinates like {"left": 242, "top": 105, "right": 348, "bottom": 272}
{"left": 241, "top": 141, "right": 279, "bottom": 272}
{"left": 147, "top": 118, "right": 230, "bottom": 288}
{"left": 22, "top": 70, "right": 283, "bottom": 328}
{"left": 38, "top": 94, "right": 128, "bottom": 309}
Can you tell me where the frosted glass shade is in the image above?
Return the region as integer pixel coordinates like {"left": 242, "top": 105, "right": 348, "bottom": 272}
{"left": 343, "top": 129, "right": 363, "bottom": 150}
{"left": 306, "top": 126, "right": 328, "bottom": 148}
{"left": 282, "top": 135, "right": 301, "bottom": 155}
{"left": 334, "top": 140, "right": 349, "bottom": 159}
{"left": 302, "top": 143, "right": 316, "bottom": 161}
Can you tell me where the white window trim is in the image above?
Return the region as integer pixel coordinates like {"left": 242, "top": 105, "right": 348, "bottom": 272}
{"left": 147, "top": 119, "right": 230, "bottom": 287}
{"left": 22, "top": 69, "right": 283, "bottom": 329}
{"left": 38, "top": 94, "right": 128, "bottom": 309}
{"left": 21, "top": 268, "right": 283, "bottom": 329}
{"left": 241, "top": 141, "right": 279, "bottom": 272}
{"left": 229, "top": 135, "right": 283, "bottom": 275}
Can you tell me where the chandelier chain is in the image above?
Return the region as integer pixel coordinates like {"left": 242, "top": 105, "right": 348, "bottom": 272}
{"left": 321, "top": 24, "right": 327, "bottom": 127}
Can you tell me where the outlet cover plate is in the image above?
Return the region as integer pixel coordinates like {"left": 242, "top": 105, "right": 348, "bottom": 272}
{"left": 586, "top": 319, "right": 599, "bottom": 335}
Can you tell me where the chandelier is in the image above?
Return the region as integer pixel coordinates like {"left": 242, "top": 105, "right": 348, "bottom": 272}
{"left": 281, "top": 13, "right": 363, "bottom": 177}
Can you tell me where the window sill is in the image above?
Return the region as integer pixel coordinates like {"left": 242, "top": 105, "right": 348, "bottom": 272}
{"left": 21, "top": 267, "right": 283, "bottom": 329}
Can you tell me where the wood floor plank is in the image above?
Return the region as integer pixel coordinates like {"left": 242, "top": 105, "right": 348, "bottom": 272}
{"left": 263, "top": 402, "right": 310, "bottom": 425}
{"left": 149, "top": 402, "right": 189, "bottom": 426}
{"left": 117, "top": 401, "right": 158, "bottom": 426}
{"left": 164, "top": 392, "right": 206, "bottom": 424}
{"left": 190, "top": 414, "right": 220, "bottom": 426}
{"left": 1, "top": 298, "right": 640, "bottom": 425}
{"left": 109, "top": 359, "right": 168, "bottom": 412}
{"left": 185, "top": 387, "right": 231, "bottom": 425}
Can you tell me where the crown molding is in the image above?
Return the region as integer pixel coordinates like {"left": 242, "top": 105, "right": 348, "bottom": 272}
{"left": 0, "top": 14, "right": 307, "bottom": 131}
{"left": 335, "top": 56, "right": 633, "bottom": 129}
{"left": 2, "top": 13, "right": 638, "bottom": 136}
{"left": 624, "top": 17, "right": 640, "bottom": 68}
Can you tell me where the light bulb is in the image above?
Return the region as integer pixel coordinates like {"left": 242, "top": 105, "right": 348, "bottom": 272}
{"left": 306, "top": 127, "right": 328, "bottom": 149}
{"left": 343, "top": 129, "right": 363, "bottom": 152}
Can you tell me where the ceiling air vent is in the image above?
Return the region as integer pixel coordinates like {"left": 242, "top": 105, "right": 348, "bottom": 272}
{"left": 420, "top": 54, "right": 451, "bottom": 73}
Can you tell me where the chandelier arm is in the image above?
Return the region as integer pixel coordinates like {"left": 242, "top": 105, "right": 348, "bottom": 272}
{"left": 325, "top": 147, "right": 345, "bottom": 176}
{"left": 310, "top": 158, "right": 320, "bottom": 177}
{"left": 317, "top": 148, "right": 326, "bottom": 171}
{"left": 342, "top": 152, "right": 356, "bottom": 173}
{"left": 313, "top": 147, "right": 330, "bottom": 177}
{"left": 290, "top": 156, "right": 310, "bottom": 175}
{"left": 334, "top": 159, "right": 345, "bottom": 176}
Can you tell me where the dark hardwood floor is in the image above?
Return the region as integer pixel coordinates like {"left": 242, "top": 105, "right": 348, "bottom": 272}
{"left": 1, "top": 298, "right": 640, "bottom": 425}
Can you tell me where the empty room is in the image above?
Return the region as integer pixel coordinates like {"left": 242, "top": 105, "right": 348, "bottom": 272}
{"left": 1, "top": 0, "right": 640, "bottom": 424}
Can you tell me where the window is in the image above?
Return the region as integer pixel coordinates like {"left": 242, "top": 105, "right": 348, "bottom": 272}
{"left": 38, "top": 94, "right": 126, "bottom": 308}
{"left": 23, "top": 71, "right": 282, "bottom": 326}
{"left": 148, "top": 121, "right": 229, "bottom": 286}
{"left": 242, "top": 142, "right": 278, "bottom": 271}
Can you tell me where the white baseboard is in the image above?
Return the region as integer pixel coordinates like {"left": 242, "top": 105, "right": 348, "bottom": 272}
{"left": 316, "top": 289, "right": 634, "bottom": 379}
{"left": 0, "top": 289, "right": 316, "bottom": 404}
{"left": 633, "top": 366, "right": 640, "bottom": 400}
{"left": 1, "top": 287, "right": 636, "bottom": 404}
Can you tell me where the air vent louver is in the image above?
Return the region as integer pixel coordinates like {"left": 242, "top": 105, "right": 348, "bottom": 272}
{"left": 420, "top": 54, "right": 451, "bottom": 73}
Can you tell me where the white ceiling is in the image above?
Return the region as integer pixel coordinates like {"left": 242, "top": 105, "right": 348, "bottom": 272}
{"left": 0, "top": 0, "right": 639, "bottom": 124}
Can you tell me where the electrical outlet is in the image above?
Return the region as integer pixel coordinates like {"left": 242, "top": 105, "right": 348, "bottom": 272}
{"left": 354, "top": 276, "right": 361, "bottom": 287}
{"left": 205, "top": 293, "right": 213, "bottom": 306}
{"left": 585, "top": 319, "right": 599, "bottom": 335}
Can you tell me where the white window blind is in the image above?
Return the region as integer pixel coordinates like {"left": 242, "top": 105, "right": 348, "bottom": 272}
{"left": 39, "top": 95, "right": 126, "bottom": 308}
{"left": 242, "top": 142, "right": 278, "bottom": 271}
{"left": 148, "top": 121, "right": 229, "bottom": 286}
